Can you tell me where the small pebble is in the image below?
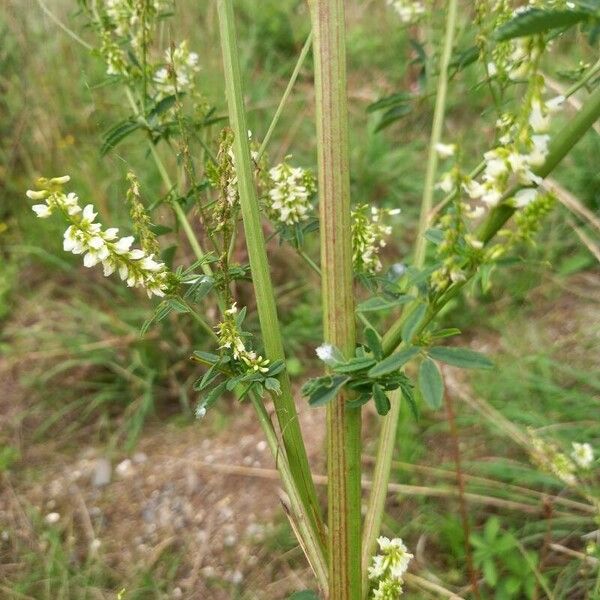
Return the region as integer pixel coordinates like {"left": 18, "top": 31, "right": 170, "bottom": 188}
{"left": 44, "top": 512, "right": 60, "bottom": 524}
{"left": 92, "top": 458, "right": 111, "bottom": 487}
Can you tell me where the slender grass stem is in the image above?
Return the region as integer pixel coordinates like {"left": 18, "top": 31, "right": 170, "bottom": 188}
{"left": 361, "top": 0, "right": 458, "bottom": 588}
{"left": 258, "top": 31, "right": 313, "bottom": 160}
{"left": 309, "top": 0, "right": 360, "bottom": 597}
{"left": 413, "top": 0, "right": 458, "bottom": 268}
{"left": 216, "top": 0, "right": 326, "bottom": 555}
{"left": 249, "top": 393, "right": 328, "bottom": 593}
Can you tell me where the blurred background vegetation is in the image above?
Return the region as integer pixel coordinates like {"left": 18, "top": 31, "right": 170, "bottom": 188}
{"left": 0, "top": 0, "right": 599, "bottom": 598}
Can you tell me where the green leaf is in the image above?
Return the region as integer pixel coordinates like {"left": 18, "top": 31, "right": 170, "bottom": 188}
{"left": 266, "top": 359, "right": 286, "bottom": 377}
{"left": 333, "top": 357, "right": 377, "bottom": 374}
{"left": 161, "top": 244, "right": 178, "bottom": 269}
{"left": 288, "top": 591, "right": 319, "bottom": 600}
{"left": 149, "top": 224, "right": 174, "bottom": 236}
{"left": 197, "top": 381, "right": 228, "bottom": 414}
{"left": 192, "top": 351, "right": 221, "bottom": 365}
{"left": 140, "top": 300, "right": 173, "bottom": 336}
{"left": 449, "top": 45, "right": 480, "bottom": 73}
{"left": 495, "top": 8, "right": 592, "bottom": 41}
{"left": 147, "top": 94, "right": 180, "bottom": 121}
{"left": 483, "top": 558, "right": 498, "bottom": 587}
{"left": 264, "top": 377, "right": 281, "bottom": 395}
{"left": 367, "top": 91, "right": 413, "bottom": 114}
{"left": 101, "top": 119, "right": 142, "bottom": 155}
{"left": 167, "top": 298, "right": 189, "bottom": 313}
{"left": 430, "top": 328, "right": 461, "bottom": 340}
{"left": 308, "top": 375, "right": 350, "bottom": 408}
{"left": 198, "top": 365, "right": 220, "bottom": 391}
{"left": 356, "top": 295, "right": 413, "bottom": 312}
{"left": 428, "top": 346, "right": 494, "bottom": 370}
{"left": 424, "top": 228, "right": 444, "bottom": 245}
{"left": 399, "top": 378, "right": 419, "bottom": 421}
{"left": 373, "top": 383, "right": 391, "bottom": 416}
{"left": 367, "top": 346, "right": 419, "bottom": 378}
{"left": 402, "top": 303, "right": 427, "bottom": 343}
{"left": 418, "top": 359, "right": 444, "bottom": 410}
{"left": 364, "top": 327, "right": 383, "bottom": 360}
{"left": 346, "top": 394, "right": 371, "bottom": 409}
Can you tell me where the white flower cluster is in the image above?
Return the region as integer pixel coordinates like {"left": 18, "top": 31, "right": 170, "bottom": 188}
{"left": 154, "top": 41, "right": 201, "bottom": 98}
{"left": 216, "top": 304, "right": 270, "bottom": 373}
{"left": 266, "top": 161, "right": 315, "bottom": 226}
{"left": 27, "top": 176, "right": 169, "bottom": 298}
{"left": 104, "top": 0, "right": 171, "bottom": 42}
{"left": 386, "top": 0, "right": 425, "bottom": 24}
{"left": 368, "top": 536, "right": 413, "bottom": 599}
{"left": 466, "top": 94, "right": 563, "bottom": 207}
{"left": 351, "top": 204, "right": 401, "bottom": 274}
{"left": 571, "top": 442, "right": 594, "bottom": 469}
{"left": 529, "top": 430, "right": 595, "bottom": 487}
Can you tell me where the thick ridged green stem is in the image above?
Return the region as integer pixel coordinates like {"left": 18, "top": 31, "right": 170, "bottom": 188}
{"left": 309, "top": 1, "right": 361, "bottom": 598}
{"left": 361, "top": 0, "right": 458, "bottom": 592}
{"left": 216, "top": 0, "right": 326, "bottom": 557}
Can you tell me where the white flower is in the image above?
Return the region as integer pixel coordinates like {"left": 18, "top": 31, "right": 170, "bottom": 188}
{"left": 529, "top": 100, "right": 550, "bottom": 133}
{"left": 546, "top": 95, "right": 565, "bottom": 113}
{"left": 571, "top": 442, "right": 594, "bottom": 469}
{"left": 435, "top": 143, "right": 456, "bottom": 158}
{"left": 32, "top": 204, "right": 52, "bottom": 218}
{"left": 514, "top": 188, "right": 538, "bottom": 207}
{"left": 316, "top": 343, "right": 335, "bottom": 363}
{"left": 26, "top": 189, "right": 49, "bottom": 200}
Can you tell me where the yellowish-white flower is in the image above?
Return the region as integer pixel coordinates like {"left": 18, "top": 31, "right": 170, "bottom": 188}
{"left": 352, "top": 204, "right": 400, "bottom": 274}
{"left": 27, "top": 176, "right": 169, "bottom": 298}
{"left": 215, "top": 304, "right": 270, "bottom": 373}
{"left": 435, "top": 143, "right": 456, "bottom": 158}
{"left": 154, "top": 40, "right": 200, "bottom": 98}
{"left": 571, "top": 442, "right": 594, "bottom": 469}
{"left": 266, "top": 161, "right": 315, "bottom": 225}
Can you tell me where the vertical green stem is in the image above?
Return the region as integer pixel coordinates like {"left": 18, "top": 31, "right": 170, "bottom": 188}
{"left": 309, "top": 0, "right": 360, "bottom": 598}
{"left": 216, "top": 0, "right": 325, "bottom": 552}
{"left": 361, "top": 0, "right": 459, "bottom": 592}
{"left": 414, "top": 0, "right": 459, "bottom": 267}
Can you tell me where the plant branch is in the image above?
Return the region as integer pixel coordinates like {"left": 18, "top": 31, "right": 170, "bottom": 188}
{"left": 216, "top": 0, "right": 326, "bottom": 555}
